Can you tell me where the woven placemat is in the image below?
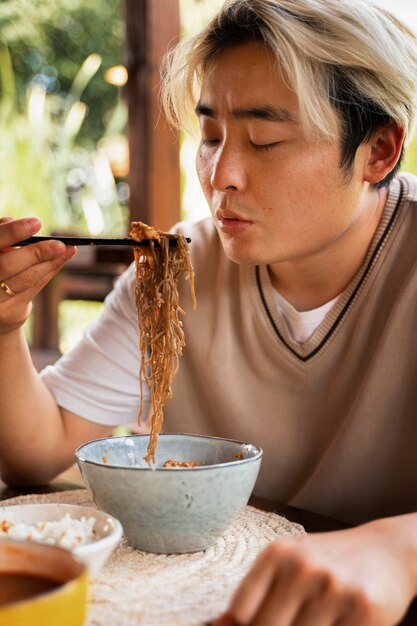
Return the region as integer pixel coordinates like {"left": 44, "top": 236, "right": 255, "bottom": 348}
{"left": 1, "top": 489, "right": 305, "bottom": 626}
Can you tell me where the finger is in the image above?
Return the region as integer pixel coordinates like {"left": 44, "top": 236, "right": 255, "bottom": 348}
{"left": 249, "top": 565, "right": 336, "bottom": 626}
{"left": 0, "top": 280, "right": 16, "bottom": 298}
{"left": 291, "top": 594, "right": 350, "bottom": 626}
{"left": 210, "top": 616, "right": 238, "bottom": 626}
{"left": 0, "top": 239, "right": 72, "bottom": 281}
{"left": 0, "top": 248, "right": 76, "bottom": 298}
{"left": 228, "top": 540, "right": 303, "bottom": 625}
{"left": 0, "top": 217, "right": 41, "bottom": 249}
{"left": 250, "top": 582, "right": 307, "bottom": 626}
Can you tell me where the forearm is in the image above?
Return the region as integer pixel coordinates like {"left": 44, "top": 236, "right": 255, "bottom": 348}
{"left": 220, "top": 512, "right": 417, "bottom": 626}
{"left": 0, "top": 328, "right": 70, "bottom": 485}
{"left": 368, "top": 512, "right": 417, "bottom": 598}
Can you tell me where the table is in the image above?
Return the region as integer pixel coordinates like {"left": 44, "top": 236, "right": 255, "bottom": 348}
{"left": 1, "top": 466, "right": 416, "bottom": 625}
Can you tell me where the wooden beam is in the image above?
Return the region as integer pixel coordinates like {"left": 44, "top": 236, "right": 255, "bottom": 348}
{"left": 125, "top": 0, "right": 181, "bottom": 231}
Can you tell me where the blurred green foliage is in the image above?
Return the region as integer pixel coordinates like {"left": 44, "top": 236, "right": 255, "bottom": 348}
{"left": 0, "top": 0, "right": 129, "bottom": 235}
{"left": 59, "top": 299, "right": 103, "bottom": 353}
{"left": 403, "top": 132, "right": 417, "bottom": 176}
{"left": 0, "top": 0, "right": 124, "bottom": 146}
{"left": 0, "top": 43, "right": 129, "bottom": 234}
{"left": 180, "top": 0, "right": 224, "bottom": 36}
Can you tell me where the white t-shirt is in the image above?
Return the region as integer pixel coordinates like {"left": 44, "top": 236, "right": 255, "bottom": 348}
{"left": 274, "top": 290, "right": 339, "bottom": 343}
{"left": 40, "top": 263, "right": 150, "bottom": 427}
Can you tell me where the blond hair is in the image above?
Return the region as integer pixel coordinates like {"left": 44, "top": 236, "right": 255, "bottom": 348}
{"left": 161, "top": 0, "right": 417, "bottom": 183}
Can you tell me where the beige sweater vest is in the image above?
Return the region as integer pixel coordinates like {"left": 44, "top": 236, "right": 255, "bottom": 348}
{"left": 165, "top": 174, "right": 417, "bottom": 525}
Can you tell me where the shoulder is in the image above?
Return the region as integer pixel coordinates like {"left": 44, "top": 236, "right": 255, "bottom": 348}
{"left": 111, "top": 217, "right": 223, "bottom": 289}
{"left": 171, "top": 217, "right": 221, "bottom": 256}
{"left": 171, "top": 217, "right": 229, "bottom": 276}
{"left": 171, "top": 217, "right": 243, "bottom": 309}
{"left": 113, "top": 217, "right": 237, "bottom": 304}
{"left": 397, "top": 172, "right": 417, "bottom": 205}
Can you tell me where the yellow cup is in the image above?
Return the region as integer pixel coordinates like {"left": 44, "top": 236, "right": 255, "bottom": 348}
{"left": 0, "top": 540, "right": 88, "bottom": 626}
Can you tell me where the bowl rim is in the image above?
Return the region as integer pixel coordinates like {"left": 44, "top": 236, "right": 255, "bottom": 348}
{"left": 74, "top": 432, "right": 263, "bottom": 471}
{"left": 0, "top": 538, "right": 88, "bottom": 608}
{"left": 0, "top": 503, "right": 123, "bottom": 553}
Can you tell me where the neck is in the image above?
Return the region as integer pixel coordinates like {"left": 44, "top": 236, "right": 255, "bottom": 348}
{"left": 268, "top": 186, "right": 388, "bottom": 311}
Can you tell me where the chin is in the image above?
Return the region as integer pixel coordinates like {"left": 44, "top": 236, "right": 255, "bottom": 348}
{"left": 221, "top": 240, "right": 267, "bottom": 266}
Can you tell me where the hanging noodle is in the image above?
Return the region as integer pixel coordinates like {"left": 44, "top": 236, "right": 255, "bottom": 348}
{"left": 130, "top": 221, "right": 196, "bottom": 464}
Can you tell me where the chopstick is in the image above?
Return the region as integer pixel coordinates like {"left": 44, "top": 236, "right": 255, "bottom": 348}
{"left": 15, "top": 235, "right": 191, "bottom": 247}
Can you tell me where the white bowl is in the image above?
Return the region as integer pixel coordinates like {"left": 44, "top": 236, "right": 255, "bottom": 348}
{"left": 75, "top": 433, "right": 263, "bottom": 554}
{"left": 0, "top": 503, "right": 123, "bottom": 576}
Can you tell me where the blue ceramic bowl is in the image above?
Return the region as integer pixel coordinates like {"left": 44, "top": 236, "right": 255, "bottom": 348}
{"left": 75, "top": 433, "right": 262, "bottom": 554}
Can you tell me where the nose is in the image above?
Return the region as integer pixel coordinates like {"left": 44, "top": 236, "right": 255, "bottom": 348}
{"left": 210, "top": 142, "right": 247, "bottom": 192}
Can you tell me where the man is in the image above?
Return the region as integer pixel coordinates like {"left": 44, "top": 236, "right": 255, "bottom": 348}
{"left": 1, "top": 0, "right": 417, "bottom": 624}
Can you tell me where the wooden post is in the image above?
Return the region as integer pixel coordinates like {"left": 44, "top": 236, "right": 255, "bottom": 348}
{"left": 31, "top": 2, "right": 181, "bottom": 353}
{"left": 125, "top": 0, "right": 181, "bottom": 231}
{"left": 31, "top": 276, "right": 63, "bottom": 351}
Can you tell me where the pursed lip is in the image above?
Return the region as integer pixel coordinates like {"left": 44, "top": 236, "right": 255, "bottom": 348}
{"left": 215, "top": 208, "right": 253, "bottom": 223}
{"left": 215, "top": 209, "right": 253, "bottom": 234}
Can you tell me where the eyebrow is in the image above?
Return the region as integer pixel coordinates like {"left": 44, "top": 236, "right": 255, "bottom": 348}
{"left": 195, "top": 103, "right": 298, "bottom": 124}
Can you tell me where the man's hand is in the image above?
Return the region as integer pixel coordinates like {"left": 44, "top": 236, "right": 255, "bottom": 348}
{"left": 214, "top": 516, "right": 417, "bottom": 626}
{"left": 0, "top": 217, "right": 76, "bottom": 334}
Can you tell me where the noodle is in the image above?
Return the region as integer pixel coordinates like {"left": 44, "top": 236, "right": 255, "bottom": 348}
{"left": 130, "top": 221, "right": 196, "bottom": 464}
{"left": 163, "top": 459, "right": 198, "bottom": 468}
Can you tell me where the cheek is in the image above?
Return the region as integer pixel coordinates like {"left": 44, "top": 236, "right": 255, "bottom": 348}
{"left": 284, "top": 148, "right": 346, "bottom": 206}
{"left": 195, "top": 150, "right": 205, "bottom": 183}
{"left": 196, "top": 151, "right": 212, "bottom": 194}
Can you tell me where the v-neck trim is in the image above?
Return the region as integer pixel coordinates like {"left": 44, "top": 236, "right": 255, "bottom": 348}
{"left": 255, "top": 177, "right": 405, "bottom": 362}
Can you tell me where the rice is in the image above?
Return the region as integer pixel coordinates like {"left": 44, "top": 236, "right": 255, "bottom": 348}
{"left": 0, "top": 513, "right": 96, "bottom": 550}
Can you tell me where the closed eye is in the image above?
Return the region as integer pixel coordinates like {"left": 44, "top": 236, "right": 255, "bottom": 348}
{"left": 200, "top": 138, "right": 219, "bottom": 147}
{"left": 250, "top": 141, "right": 281, "bottom": 152}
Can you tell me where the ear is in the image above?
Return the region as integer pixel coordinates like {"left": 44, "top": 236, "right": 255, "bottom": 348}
{"left": 363, "top": 121, "right": 405, "bottom": 184}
